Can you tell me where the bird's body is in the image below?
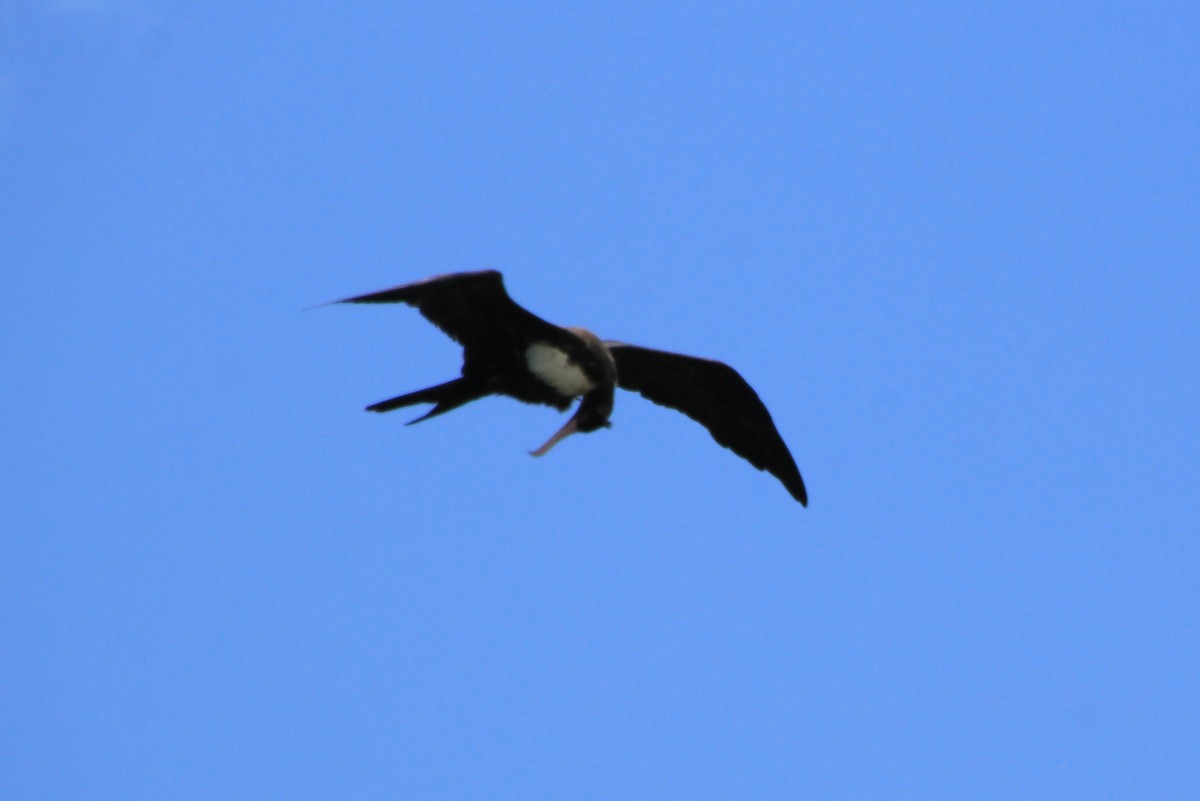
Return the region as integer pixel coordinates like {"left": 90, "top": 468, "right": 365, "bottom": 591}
{"left": 336, "top": 270, "right": 807, "bottom": 505}
{"left": 525, "top": 337, "right": 603, "bottom": 397}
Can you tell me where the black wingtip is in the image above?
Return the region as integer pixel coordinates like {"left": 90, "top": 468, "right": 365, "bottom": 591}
{"left": 793, "top": 478, "right": 809, "bottom": 507}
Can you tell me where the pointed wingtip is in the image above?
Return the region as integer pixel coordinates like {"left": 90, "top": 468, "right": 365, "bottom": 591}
{"left": 786, "top": 476, "right": 808, "bottom": 507}
{"left": 305, "top": 290, "right": 375, "bottom": 310}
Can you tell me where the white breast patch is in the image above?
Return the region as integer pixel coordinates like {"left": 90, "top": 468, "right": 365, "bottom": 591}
{"left": 526, "top": 342, "right": 595, "bottom": 396}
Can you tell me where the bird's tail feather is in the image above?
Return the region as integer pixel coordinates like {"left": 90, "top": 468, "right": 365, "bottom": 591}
{"left": 365, "top": 378, "right": 485, "bottom": 423}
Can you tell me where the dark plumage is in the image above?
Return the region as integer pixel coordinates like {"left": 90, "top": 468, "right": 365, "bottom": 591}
{"left": 336, "top": 270, "right": 807, "bottom": 505}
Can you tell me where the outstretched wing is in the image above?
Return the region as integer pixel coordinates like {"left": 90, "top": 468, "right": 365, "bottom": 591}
{"left": 336, "top": 270, "right": 560, "bottom": 349}
{"left": 607, "top": 343, "right": 807, "bottom": 505}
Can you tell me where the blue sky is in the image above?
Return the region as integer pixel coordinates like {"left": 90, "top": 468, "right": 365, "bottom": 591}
{"left": 3, "top": 2, "right": 1197, "bottom": 798}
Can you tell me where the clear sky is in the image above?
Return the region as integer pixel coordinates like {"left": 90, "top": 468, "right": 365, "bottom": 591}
{"left": 3, "top": 2, "right": 1197, "bottom": 799}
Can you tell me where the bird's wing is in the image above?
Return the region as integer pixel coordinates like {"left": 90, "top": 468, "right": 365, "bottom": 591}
{"left": 607, "top": 342, "right": 807, "bottom": 505}
{"left": 336, "top": 270, "right": 560, "bottom": 347}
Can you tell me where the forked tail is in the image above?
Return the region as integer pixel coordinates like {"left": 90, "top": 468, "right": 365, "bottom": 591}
{"left": 366, "top": 378, "right": 486, "bottom": 424}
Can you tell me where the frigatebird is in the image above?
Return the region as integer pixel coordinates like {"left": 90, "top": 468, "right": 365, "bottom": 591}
{"left": 337, "top": 270, "right": 807, "bottom": 505}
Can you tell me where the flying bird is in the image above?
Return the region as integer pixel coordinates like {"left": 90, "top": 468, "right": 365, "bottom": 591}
{"left": 336, "top": 270, "right": 807, "bottom": 505}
